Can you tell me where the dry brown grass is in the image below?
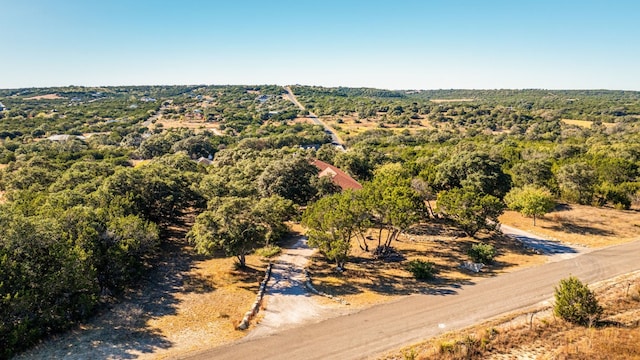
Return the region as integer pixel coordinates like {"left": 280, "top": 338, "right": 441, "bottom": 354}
{"left": 383, "top": 272, "right": 640, "bottom": 360}
{"left": 308, "top": 221, "right": 545, "bottom": 308}
{"left": 140, "top": 253, "right": 269, "bottom": 359}
{"left": 24, "top": 93, "right": 65, "bottom": 100}
{"left": 323, "top": 114, "right": 433, "bottom": 138}
{"left": 499, "top": 205, "right": 640, "bottom": 248}
{"left": 155, "top": 118, "right": 222, "bottom": 134}
{"left": 562, "top": 119, "right": 616, "bottom": 129}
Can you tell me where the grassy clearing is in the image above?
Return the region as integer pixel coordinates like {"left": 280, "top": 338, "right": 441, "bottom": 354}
{"left": 562, "top": 118, "right": 616, "bottom": 129}
{"left": 499, "top": 204, "right": 640, "bottom": 248}
{"left": 382, "top": 271, "right": 640, "bottom": 360}
{"left": 322, "top": 114, "right": 433, "bottom": 138}
{"left": 307, "top": 221, "right": 545, "bottom": 308}
{"left": 23, "top": 93, "right": 66, "bottom": 100}
{"left": 155, "top": 118, "right": 222, "bottom": 133}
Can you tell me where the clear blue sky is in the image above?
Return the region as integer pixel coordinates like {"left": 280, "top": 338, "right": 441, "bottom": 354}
{"left": 2, "top": 0, "right": 639, "bottom": 90}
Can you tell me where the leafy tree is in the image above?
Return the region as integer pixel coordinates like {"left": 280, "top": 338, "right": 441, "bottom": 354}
{"left": 257, "top": 155, "right": 319, "bottom": 205}
{"left": 505, "top": 185, "right": 556, "bottom": 226}
{"left": 0, "top": 211, "right": 98, "bottom": 358}
{"left": 595, "top": 182, "right": 634, "bottom": 209}
{"left": 171, "top": 134, "right": 217, "bottom": 159}
{"left": 310, "top": 174, "right": 342, "bottom": 200}
{"left": 97, "top": 161, "right": 201, "bottom": 224}
{"left": 189, "top": 195, "right": 294, "bottom": 267}
{"left": 364, "top": 164, "right": 424, "bottom": 255}
{"left": 251, "top": 195, "right": 296, "bottom": 245}
{"left": 554, "top": 276, "right": 602, "bottom": 327}
{"left": 189, "top": 197, "right": 265, "bottom": 267}
{"left": 411, "top": 177, "right": 437, "bottom": 218}
{"left": 434, "top": 150, "right": 511, "bottom": 198}
{"left": 510, "top": 159, "right": 554, "bottom": 189}
{"left": 334, "top": 146, "right": 386, "bottom": 181}
{"left": 99, "top": 214, "right": 160, "bottom": 292}
{"left": 315, "top": 143, "right": 340, "bottom": 164}
{"left": 436, "top": 186, "right": 505, "bottom": 236}
{"left": 302, "top": 192, "right": 355, "bottom": 269}
{"left": 555, "top": 162, "right": 597, "bottom": 204}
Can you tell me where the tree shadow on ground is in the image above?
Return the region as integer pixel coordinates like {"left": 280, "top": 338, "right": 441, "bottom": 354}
{"left": 308, "top": 251, "right": 476, "bottom": 298}
{"left": 18, "top": 216, "right": 223, "bottom": 360}
{"left": 307, "top": 222, "right": 539, "bottom": 302}
{"left": 233, "top": 265, "right": 265, "bottom": 292}
{"left": 545, "top": 220, "right": 614, "bottom": 237}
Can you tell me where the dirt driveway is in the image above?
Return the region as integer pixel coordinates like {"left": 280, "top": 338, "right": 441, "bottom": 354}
{"left": 248, "top": 236, "right": 352, "bottom": 338}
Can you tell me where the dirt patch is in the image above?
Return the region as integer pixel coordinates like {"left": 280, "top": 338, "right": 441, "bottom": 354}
{"left": 499, "top": 205, "right": 640, "bottom": 248}
{"left": 24, "top": 93, "right": 66, "bottom": 100}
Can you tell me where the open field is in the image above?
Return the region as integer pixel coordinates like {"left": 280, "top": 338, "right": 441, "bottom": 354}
{"left": 23, "top": 93, "right": 66, "bottom": 100}
{"left": 154, "top": 118, "right": 223, "bottom": 134}
{"left": 383, "top": 271, "right": 640, "bottom": 360}
{"left": 562, "top": 118, "right": 617, "bottom": 129}
{"left": 322, "top": 114, "right": 433, "bottom": 138}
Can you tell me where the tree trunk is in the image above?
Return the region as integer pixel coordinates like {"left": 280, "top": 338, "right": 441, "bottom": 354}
{"left": 237, "top": 253, "right": 246, "bottom": 267}
{"left": 426, "top": 200, "right": 435, "bottom": 218}
{"left": 353, "top": 230, "right": 365, "bottom": 251}
{"left": 533, "top": 214, "right": 537, "bottom": 227}
{"left": 361, "top": 234, "right": 369, "bottom": 252}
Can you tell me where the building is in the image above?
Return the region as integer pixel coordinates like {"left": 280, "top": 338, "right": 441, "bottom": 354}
{"left": 0, "top": 102, "right": 6, "bottom": 111}
{"left": 312, "top": 159, "right": 362, "bottom": 191}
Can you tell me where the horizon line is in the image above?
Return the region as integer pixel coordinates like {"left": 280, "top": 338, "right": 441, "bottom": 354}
{"left": 1, "top": 83, "right": 639, "bottom": 92}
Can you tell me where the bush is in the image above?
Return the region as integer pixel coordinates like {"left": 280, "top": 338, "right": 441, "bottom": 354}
{"left": 406, "top": 259, "right": 436, "bottom": 280}
{"left": 554, "top": 276, "right": 602, "bottom": 326}
{"left": 468, "top": 243, "right": 496, "bottom": 264}
{"left": 254, "top": 245, "right": 281, "bottom": 258}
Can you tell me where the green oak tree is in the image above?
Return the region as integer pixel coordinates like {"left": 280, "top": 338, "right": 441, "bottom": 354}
{"left": 505, "top": 185, "right": 556, "bottom": 226}
{"left": 436, "top": 186, "right": 505, "bottom": 237}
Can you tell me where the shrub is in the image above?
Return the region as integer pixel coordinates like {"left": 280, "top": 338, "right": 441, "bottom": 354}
{"left": 554, "top": 276, "right": 602, "bottom": 326}
{"left": 406, "top": 259, "right": 436, "bottom": 280}
{"left": 254, "top": 245, "right": 281, "bottom": 258}
{"left": 468, "top": 243, "right": 496, "bottom": 264}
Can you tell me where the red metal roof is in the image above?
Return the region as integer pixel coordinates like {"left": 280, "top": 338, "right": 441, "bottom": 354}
{"left": 312, "top": 159, "right": 363, "bottom": 190}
